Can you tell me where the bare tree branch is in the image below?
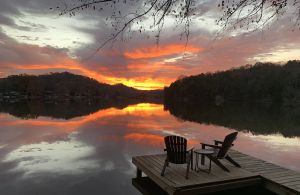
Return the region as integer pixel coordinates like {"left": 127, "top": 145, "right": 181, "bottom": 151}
{"left": 51, "top": 0, "right": 300, "bottom": 56}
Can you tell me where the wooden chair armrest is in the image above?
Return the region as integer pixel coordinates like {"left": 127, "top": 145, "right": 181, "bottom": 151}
{"left": 214, "top": 140, "right": 223, "bottom": 145}
{"left": 214, "top": 140, "right": 234, "bottom": 146}
{"left": 201, "top": 143, "right": 222, "bottom": 149}
{"left": 187, "top": 147, "right": 194, "bottom": 152}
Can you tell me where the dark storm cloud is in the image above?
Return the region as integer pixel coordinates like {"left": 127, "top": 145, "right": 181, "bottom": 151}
{"left": 0, "top": 15, "right": 15, "bottom": 26}
{"left": 19, "top": 20, "right": 49, "bottom": 31}
{"left": 0, "top": 0, "right": 59, "bottom": 15}
{"left": 191, "top": 18, "right": 300, "bottom": 72}
{"left": 17, "top": 35, "right": 39, "bottom": 41}
{"left": 0, "top": 28, "right": 76, "bottom": 78}
{"left": 0, "top": 0, "right": 21, "bottom": 16}
{"left": 0, "top": 0, "right": 60, "bottom": 31}
{"left": 0, "top": 30, "right": 68, "bottom": 66}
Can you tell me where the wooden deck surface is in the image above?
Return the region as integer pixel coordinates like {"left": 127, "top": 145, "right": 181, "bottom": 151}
{"left": 132, "top": 150, "right": 300, "bottom": 195}
{"left": 228, "top": 150, "right": 300, "bottom": 195}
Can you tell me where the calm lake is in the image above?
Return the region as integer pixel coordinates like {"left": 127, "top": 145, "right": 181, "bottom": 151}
{"left": 0, "top": 102, "right": 299, "bottom": 194}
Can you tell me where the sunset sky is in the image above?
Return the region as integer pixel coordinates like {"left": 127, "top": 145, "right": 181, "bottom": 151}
{"left": 0, "top": 0, "right": 299, "bottom": 90}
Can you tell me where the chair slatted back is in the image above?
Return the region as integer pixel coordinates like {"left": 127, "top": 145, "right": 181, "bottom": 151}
{"left": 164, "top": 136, "right": 187, "bottom": 164}
{"left": 217, "top": 132, "right": 238, "bottom": 158}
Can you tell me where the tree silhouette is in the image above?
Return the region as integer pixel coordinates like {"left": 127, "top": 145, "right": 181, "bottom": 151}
{"left": 218, "top": 0, "right": 300, "bottom": 32}
{"left": 164, "top": 60, "right": 300, "bottom": 105}
{"left": 52, "top": 0, "right": 300, "bottom": 52}
{"left": 0, "top": 72, "right": 163, "bottom": 101}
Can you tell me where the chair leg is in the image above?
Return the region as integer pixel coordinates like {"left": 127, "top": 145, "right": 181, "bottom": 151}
{"left": 225, "top": 155, "right": 241, "bottom": 167}
{"left": 161, "top": 159, "right": 168, "bottom": 176}
{"left": 136, "top": 168, "right": 142, "bottom": 178}
{"left": 208, "top": 156, "right": 230, "bottom": 172}
{"left": 186, "top": 158, "right": 191, "bottom": 179}
{"left": 201, "top": 144, "right": 205, "bottom": 165}
{"left": 208, "top": 158, "right": 212, "bottom": 173}
{"left": 190, "top": 151, "right": 193, "bottom": 170}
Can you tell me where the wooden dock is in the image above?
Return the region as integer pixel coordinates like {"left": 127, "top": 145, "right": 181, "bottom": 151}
{"left": 229, "top": 150, "right": 300, "bottom": 195}
{"left": 132, "top": 150, "right": 300, "bottom": 195}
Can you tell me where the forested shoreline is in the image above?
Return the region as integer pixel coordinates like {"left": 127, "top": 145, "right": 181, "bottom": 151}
{"left": 165, "top": 60, "right": 300, "bottom": 107}
{"left": 0, "top": 72, "right": 162, "bottom": 103}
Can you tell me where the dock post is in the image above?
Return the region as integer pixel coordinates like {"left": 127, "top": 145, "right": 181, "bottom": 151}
{"left": 136, "top": 168, "right": 142, "bottom": 178}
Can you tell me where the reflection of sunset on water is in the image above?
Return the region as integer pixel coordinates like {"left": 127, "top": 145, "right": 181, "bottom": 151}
{"left": 124, "top": 133, "right": 164, "bottom": 146}
{"left": 0, "top": 0, "right": 299, "bottom": 193}
{"left": 0, "top": 103, "right": 164, "bottom": 132}
{"left": 0, "top": 103, "right": 300, "bottom": 184}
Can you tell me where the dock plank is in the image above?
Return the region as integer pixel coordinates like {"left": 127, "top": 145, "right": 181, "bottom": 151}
{"left": 228, "top": 150, "right": 300, "bottom": 195}
{"left": 132, "top": 150, "right": 300, "bottom": 195}
{"left": 133, "top": 152, "right": 261, "bottom": 195}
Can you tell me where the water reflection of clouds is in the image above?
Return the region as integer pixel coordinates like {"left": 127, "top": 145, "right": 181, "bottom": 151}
{"left": 0, "top": 103, "right": 300, "bottom": 194}
{"left": 236, "top": 133, "right": 300, "bottom": 172}
{"left": 246, "top": 133, "right": 300, "bottom": 147}
{"left": 4, "top": 133, "right": 103, "bottom": 176}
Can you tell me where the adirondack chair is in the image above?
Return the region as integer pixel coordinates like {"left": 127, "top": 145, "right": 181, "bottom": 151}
{"left": 161, "top": 135, "right": 193, "bottom": 179}
{"left": 200, "top": 132, "right": 241, "bottom": 172}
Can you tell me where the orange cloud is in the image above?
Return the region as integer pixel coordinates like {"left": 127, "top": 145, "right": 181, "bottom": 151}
{"left": 9, "top": 58, "right": 111, "bottom": 82}
{"left": 4, "top": 42, "right": 191, "bottom": 90}
{"left": 124, "top": 44, "right": 203, "bottom": 59}
{"left": 3, "top": 38, "right": 185, "bottom": 90}
{"left": 8, "top": 59, "right": 171, "bottom": 90}
{"left": 109, "top": 77, "right": 169, "bottom": 90}
{"left": 127, "top": 62, "right": 185, "bottom": 72}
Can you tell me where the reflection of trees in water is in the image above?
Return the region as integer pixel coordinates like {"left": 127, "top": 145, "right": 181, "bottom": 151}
{"left": 0, "top": 98, "right": 163, "bottom": 120}
{"left": 165, "top": 102, "right": 300, "bottom": 137}
{"left": 3, "top": 98, "right": 300, "bottom": 137}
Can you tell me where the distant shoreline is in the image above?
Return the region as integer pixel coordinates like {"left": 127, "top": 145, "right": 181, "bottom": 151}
{"left": 0, "top": 72, "right": 163, "bottom": 104}
{"left": 0, "top": 91, "right": 163, "bottom": 104}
